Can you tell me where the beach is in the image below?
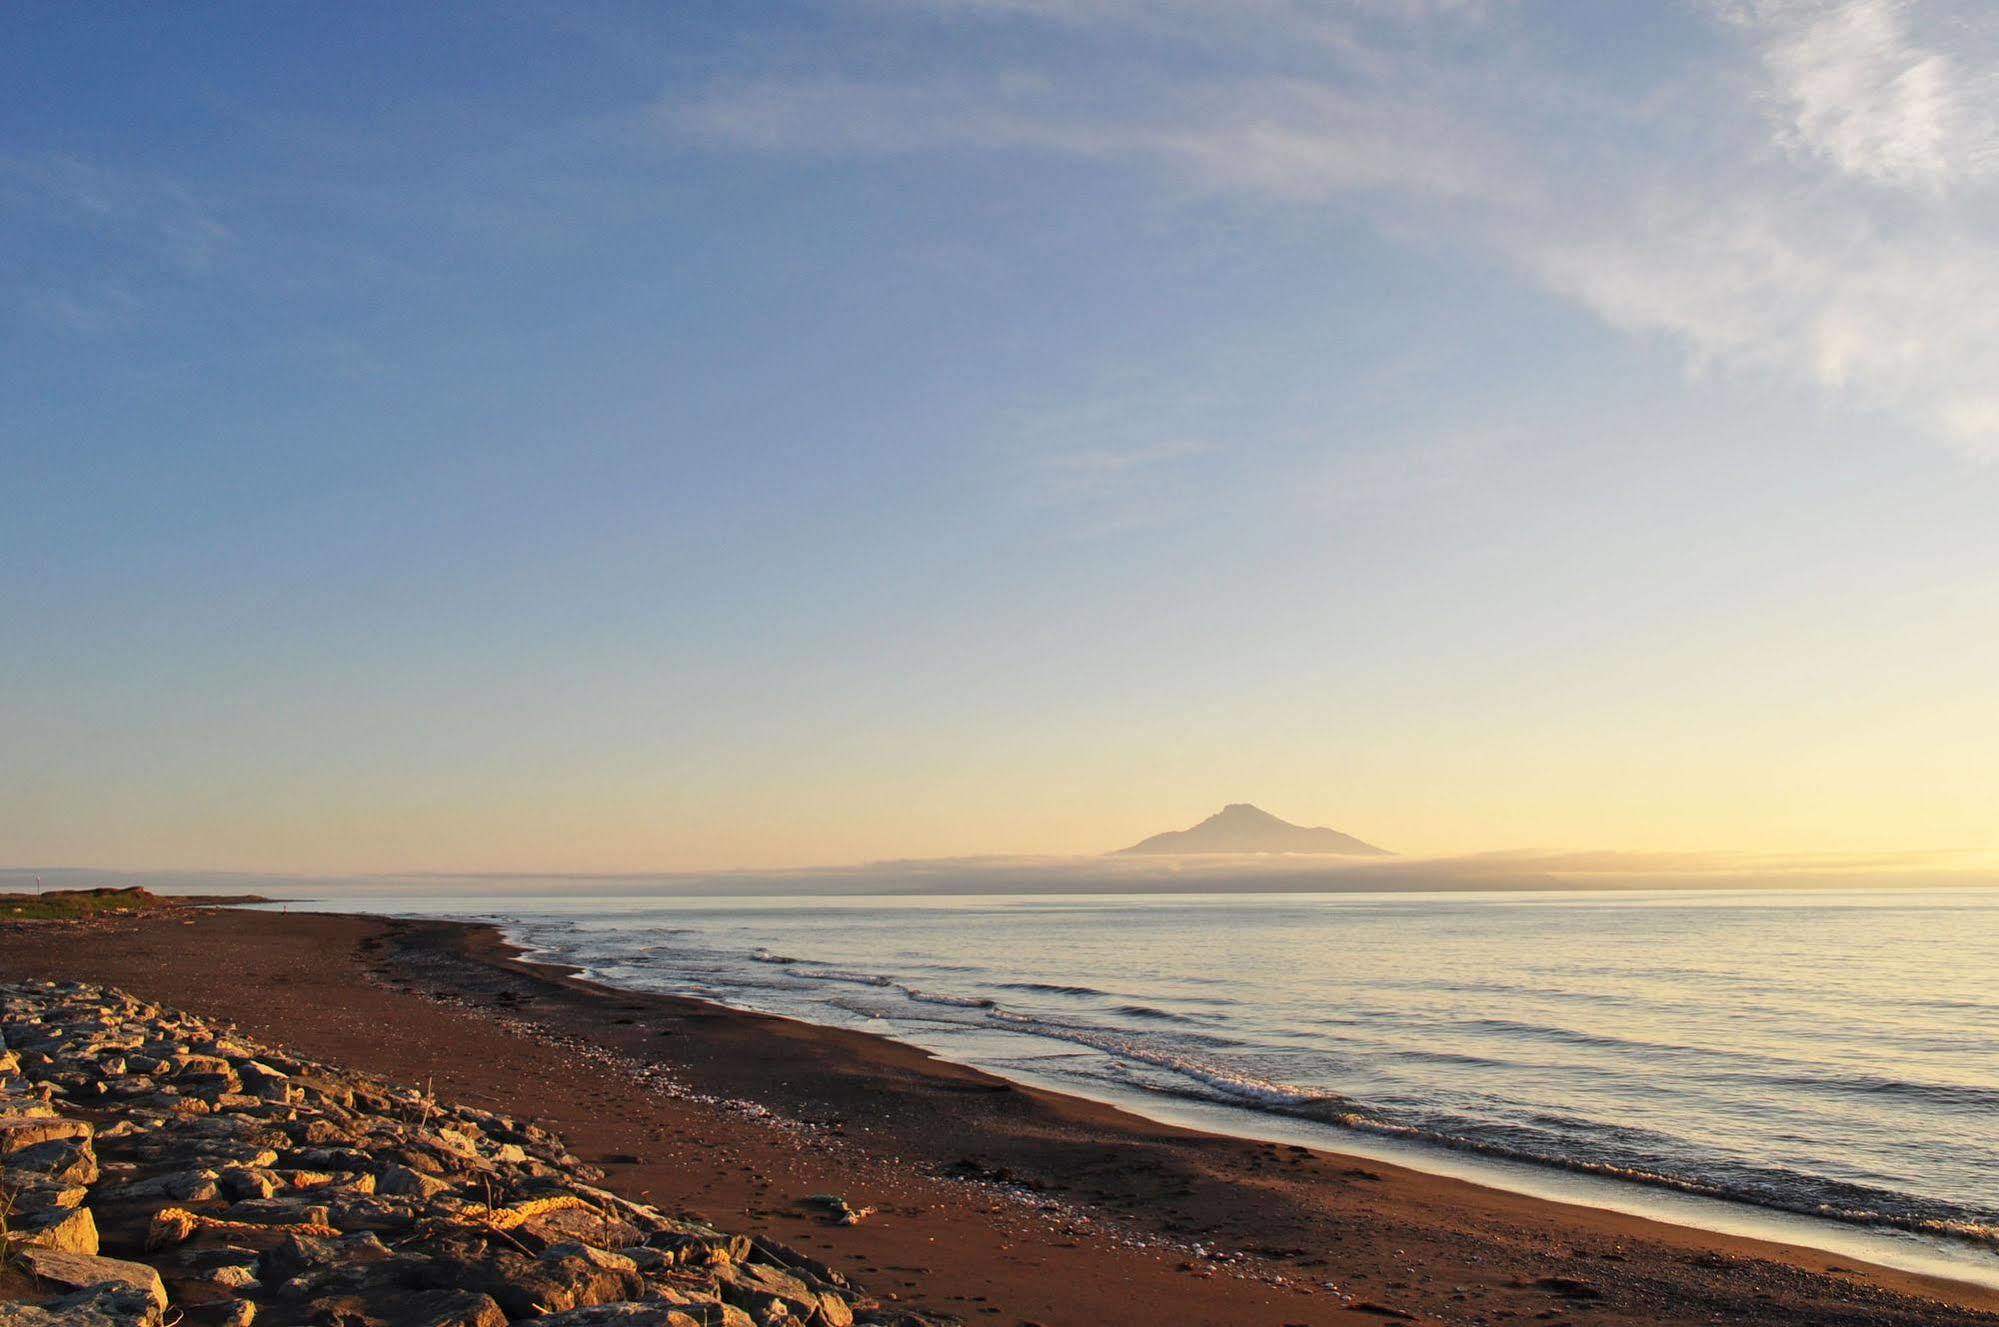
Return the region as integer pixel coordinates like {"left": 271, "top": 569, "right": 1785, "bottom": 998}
{"left": 1, "top": 904, "right": 1992, "bottom": 1326}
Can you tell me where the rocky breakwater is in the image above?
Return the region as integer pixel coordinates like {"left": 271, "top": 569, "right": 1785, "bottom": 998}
{"left": 0, "top": 979, "right": 940, "bottom": 1327}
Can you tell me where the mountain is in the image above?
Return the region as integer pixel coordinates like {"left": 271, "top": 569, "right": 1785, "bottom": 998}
{"left": 1115, "top": 803, "right": 1390, "bottom": 856}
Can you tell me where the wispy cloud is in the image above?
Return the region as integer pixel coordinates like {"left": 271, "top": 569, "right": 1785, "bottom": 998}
{"left": 662, "top": 0, "right": 1999, "bottom": 456}
{"left": 25, "top": 283, "right": 140, "bottom": 335}
{"left": 1043, "top": 437, "right": 1212, "bottom": 476}
{"left": 1, "top": 153, "right": 234, "bottom": 274}
{"left": 663, "top": 65, "right": 1510, "bottom": 204}
{"left": 1022, "top": 433, "right": 1215, "bottom": 538}
{"left": 1733, "top": 0, "right": 1998, "bottom": 189}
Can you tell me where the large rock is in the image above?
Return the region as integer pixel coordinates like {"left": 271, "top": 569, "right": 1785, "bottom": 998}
{"left": 6, "top": 1138, "right": 98, "bottom": 1186}
{"left": 376, "top": 1163, "right": 453, "bottom": 1199}
{"left": 0, "top": 1284, "right": 164, "bottom": 1327}
{"left": 17, "top": 1247, "right": 169, "bottom": 1311}
{"left": 15, "top": 1202, "right": 98, "bottom": 1254}
{"left": 534, "top": 1304, "right": 717, "bottom": 1327}
{"left": 473, "top": 1242, "right": 644, "bottom": 1319}
{"left": 719, "top": 1260, "right": 851, "bottom": 1326}
{"left": 0, "top": 1116, "right": 90, "bottom": 1157}
{"left": 403, "top": 1289, "right": 508, "bottom": 1327}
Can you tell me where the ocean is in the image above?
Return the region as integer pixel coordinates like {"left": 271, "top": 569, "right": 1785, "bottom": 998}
{"left": 292, "top": 885, "right": 1999, "bottom": 1285}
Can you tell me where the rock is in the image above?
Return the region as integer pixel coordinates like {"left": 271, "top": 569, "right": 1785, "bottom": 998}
{"left": 0, "top": 1284, "right": 164, "bottom": 1327}
{"left": 235, "top": 1062, "right": 290, "bottom": 1098}
{"left": 260, "top": 1230, "right": 393, "bottom": 1284}
{"left": 403, "top": 1290, "right": 508, "bottom": 1327}
{"left": 222, "top": 1198, "right": 333, "bottom": 1227}
{"left": 17, "top": 1247, "right": 170, "bottom": 1311}
{"left": 377, "top": 1163, "right": 453, "bottom": 1199}
{"left": 518, "top": 1203, "right": 645, "bottom": 1251}
{"left": 111, "top": 1167, "right": 220, "bottom": 1202}
{"left": 720, "top": 1261, "right": 849, "bottom": 1326}
{"left": 164, "top": 1054, "right": 235, "bottom": 1080}
{"left": 751, "top": 1241, "right": 848, "bottom": 1290}
{"left": 543, "top": 1241, "right": 639, "bottom": 1276}
{"left": 0, "top": 979, "right": 896, "bottom": 1327}
{"left": 649, "top": 1227, "right": 752, "bottom": 1267}
{"left": 623, "top": 1245, "right": 671, "bottom": 1271}
{"left": 15, "top": 1202, "right": 99, "bottom": 1254}
{"left": 7, "top": 1138, "right": 98, "bottom": 1186}
{"left": 534, "top": 1304, "right": 712, "bottom": 1327}
{"left": 490, "top": 1242, "right": 644, "bottom": 1316}
{"left": 219, "top": 1168, "right": 280, "bottom": 1200}
{"left": 286, "top": 1074, "right": 354, "bottom": 1109}
{"left": 0, "top": 1116, "right": 90, "bottom": 1156}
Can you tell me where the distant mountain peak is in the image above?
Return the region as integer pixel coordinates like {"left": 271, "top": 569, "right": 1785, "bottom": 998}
{"left": 1115, "top": 804, "right": 1389, "bottom": 857}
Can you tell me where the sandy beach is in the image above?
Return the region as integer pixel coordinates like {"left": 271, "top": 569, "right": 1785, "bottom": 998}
{"left": 3, "top": 904, "right": 1992, "bottom": 1327}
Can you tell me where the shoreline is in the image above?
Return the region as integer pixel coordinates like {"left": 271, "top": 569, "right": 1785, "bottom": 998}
{"left": 467, "top": 911, "right": 1999, "bottom": 1287}
{"left": 471, "top": 912, "right": 1999, "bottom": 1291}
{"left": 3, "top": 905, "right": 1993, "bottom": 1326}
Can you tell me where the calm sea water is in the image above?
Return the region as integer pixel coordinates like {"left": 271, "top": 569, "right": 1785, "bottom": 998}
{"left": 303, "top": 887, "right": 1999, "bottom": 1276}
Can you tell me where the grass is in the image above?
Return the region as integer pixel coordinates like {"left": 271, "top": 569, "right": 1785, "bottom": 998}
{"left": 0, "top": 886, "right": 174, "bottom": 921}
{"left": 0, "top": 1185, "right": 19, "bottom": 1276}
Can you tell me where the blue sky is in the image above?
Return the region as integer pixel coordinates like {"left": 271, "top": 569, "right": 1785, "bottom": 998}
{"left": 6, "top": 1, "right": 1999, "bottom": 872}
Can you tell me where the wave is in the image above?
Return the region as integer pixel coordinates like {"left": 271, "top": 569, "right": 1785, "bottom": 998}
{"left": 953, "top": 1002, "right": 1999, "bottom": 1252}
{"left": 1462, "top": 1016, "right": 1999, "bottom": 1115}
{"left": 494, "top": 916, "right": 1999, "bottom": 1256}
{"left": 1739, "top": 1069, "right": 1999, "bottom": 1113}
{"left": 788, "top": 967, "right": 894, "bottom": 988}
{"left": 999, "top": 981, "right": 1110, "bottom": 998}
{"left": 900, "top": 987, "right": 996, "bottom": 1009}
{"left": 985, "top": 1007, "right": 1331, "bottom": 1110}
{"left": 1460, "top": 1015, "right": 1716, "bottom": 1058}
{"left": 779, "top": 963, "right": 995, "bottom": 1010}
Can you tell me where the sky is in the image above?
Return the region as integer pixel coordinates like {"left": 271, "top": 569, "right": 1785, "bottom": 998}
{"left": 5, "top": 1, "right": 1999, "bottom": 875}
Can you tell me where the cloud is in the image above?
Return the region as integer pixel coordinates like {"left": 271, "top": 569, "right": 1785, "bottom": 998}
{"left": 662, "top": 0, "right": 1999, "bottom": 456}
{"left": 1021, "top": 434, "right": 1215, "bottom": 538}
{"left": 1044, "top": 437, "right": 1212, "bottom": 476}
{"left": 1521, "top": 186, "right": 1999, "bottom": 445}
{"left": 664, "top": 70, "right": 1505, "bottom": 202}
{"left": 25, "top": 284, "right": 140, "bottom": 335}
{"left": 13, "top": 844, "right": 1987, "bottom": 898}
{"left": 0, "top": 154, "right": 234, "bottom": 274}
{"left": 1733, "top": 0, "right": 1997, "bottom": 189}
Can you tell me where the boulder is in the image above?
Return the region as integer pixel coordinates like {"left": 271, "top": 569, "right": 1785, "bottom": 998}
{"left": 17, "top": 1247, "right": 169, "bottom": 1311}
{"left": 0, "top": 1117, "right": 90, "bottom": 1157}
{"left": 377, "top": 1164, "right": 453, "bottom": 1199}
{"left": 15, "top": 1202, "right": 99, "bottom": 1255}
{"left": 402, "top": 1290, "right": 508, "bottom": 1327}
{"left": 718, "top": 1261, "right": 848, "bottom": 1325}
{"left": 219, "top": 1168, "right": 280, "bottom": 1200}
{"left": 111, "top": 1168, "right": 220, "bottom": 1202}
{"left": 534, "top": 1305, "right": 714, "bottom": 1327}
{"left": 0, "top": 1284, "right": 164, "bottom": 1327}
{"left": 477, "top": 1242, "right": 643, "bottom": 1319}
{"left": 8, "top": 1138, "right": 98, "bottom": 1187}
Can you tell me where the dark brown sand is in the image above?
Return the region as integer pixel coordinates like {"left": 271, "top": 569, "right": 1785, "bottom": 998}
{"left": 3, "top": 906, "right": 1993, "bottom": 1327}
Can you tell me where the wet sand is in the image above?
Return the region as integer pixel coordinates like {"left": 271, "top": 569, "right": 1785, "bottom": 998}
{"left": 3, "top": 906, "right": 1992, "bottom": 1327}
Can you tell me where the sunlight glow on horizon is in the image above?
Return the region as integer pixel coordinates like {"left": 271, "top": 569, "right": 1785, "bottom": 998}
{"left": 6, "top": 2, "right": 1999, "bottom": 875}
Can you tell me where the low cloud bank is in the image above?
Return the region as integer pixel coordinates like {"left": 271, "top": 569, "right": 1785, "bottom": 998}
{"left": 5, "top": 848, "right": 1993, "bottom": 900}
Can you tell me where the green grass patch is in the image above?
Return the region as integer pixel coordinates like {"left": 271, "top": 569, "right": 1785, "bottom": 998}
{"left": 0, "top": 886, "right": 174, "bottom": 921}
